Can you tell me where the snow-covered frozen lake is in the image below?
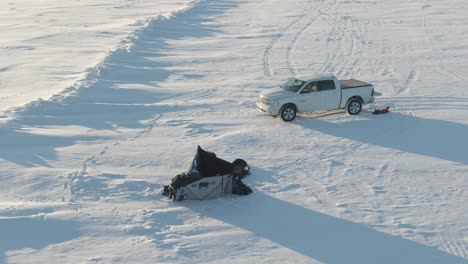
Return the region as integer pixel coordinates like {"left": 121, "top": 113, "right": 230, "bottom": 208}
{"left": 0, "top": 0, "right": 467, "bottom": 263}
{"left": 0, "top": 0, "right": 192, "bottom": 113}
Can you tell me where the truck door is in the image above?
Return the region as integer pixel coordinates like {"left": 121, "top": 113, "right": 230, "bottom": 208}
{"left": 318, "top": 80, "right": 340, "bottom": 110}
{"left": 297, "top": 82, "right": 321, "bottom": 112}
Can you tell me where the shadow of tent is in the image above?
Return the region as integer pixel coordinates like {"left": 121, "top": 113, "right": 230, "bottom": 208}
{"left": 295, "top": 112, "right": 468, "bottom": 165}
{"left": 190, "top": 192, "right": 465, "bottom": 264}
{"left": 0, "top": 217, "right": 80, "bottom": 264}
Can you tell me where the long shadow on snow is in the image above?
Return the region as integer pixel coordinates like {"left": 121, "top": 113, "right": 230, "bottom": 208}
{"left": 0, "top": 0, "right": 238, "bottom": 167}
{"left": 192, "top": 191, "right": 465, "bottom": 263}
{"left": 0, "top": 217, "right": 80, "bottom": 264}
{"left": 296, "top": 112, "right": 468, "bottom": 165}
{"left": 0, "top": 89, "right": 190, "bottom": 167}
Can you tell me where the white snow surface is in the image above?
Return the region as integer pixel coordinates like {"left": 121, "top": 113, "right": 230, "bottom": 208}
{"left": 1, "top": 0, "right": 468, "bottom": 263}
{"left": 0, "top": 0, "right": 193, "bottom": 113}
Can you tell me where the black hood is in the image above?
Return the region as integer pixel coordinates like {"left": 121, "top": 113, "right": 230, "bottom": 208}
{"left": 188, "top": 145, "right": 233, "bottom": 177}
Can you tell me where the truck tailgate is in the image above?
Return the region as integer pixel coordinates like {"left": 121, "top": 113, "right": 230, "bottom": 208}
{"left": 340, "top": 79, "right": 372, "bottom": 89}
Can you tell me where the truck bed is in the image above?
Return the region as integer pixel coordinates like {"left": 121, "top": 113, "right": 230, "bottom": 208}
{"left": 340, "top": 79, "right": 372, "bottom": 89}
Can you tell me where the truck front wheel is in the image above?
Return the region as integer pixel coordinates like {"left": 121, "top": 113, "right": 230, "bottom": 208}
{"left": 280, "top": 104, "right": 296, "bottom": 121}
{"left": 346, "top": 99, "right": 362, "bottom": 115}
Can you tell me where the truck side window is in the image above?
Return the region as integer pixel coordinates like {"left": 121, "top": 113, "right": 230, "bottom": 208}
{"left": 301, "top": 82, "right": 318, "bottom": 94}
{"left": 318, "top": 80, "right": 336, "bottom": 91}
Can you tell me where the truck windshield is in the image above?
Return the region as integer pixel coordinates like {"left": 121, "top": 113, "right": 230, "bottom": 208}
{"left": 280, "top": 78, "right": 306, "bottom": 92}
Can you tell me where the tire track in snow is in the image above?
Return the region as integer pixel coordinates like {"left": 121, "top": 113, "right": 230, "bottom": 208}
{"left": 262, "top": 15, "right": 307, "bottom": 78}
{"left": 321, "top": 1, "right": 405, "bottom": 93}
{"left": 263, "top": 14, "right": 306, "bottom": 78}
{"left": 397, "top": 69, "right": 418, "bottom": 95}
{"left": 318, "top": 1, "right": 366, "bottom": 78}
{"left": 262, "top": 1, "right": 320, "bottom": 78}
{"left": 286, "top": 9, "right": 328, "bottom": 77}
{"left": 319, "top": 12, "right": 340, "bottom": 74}
{"left": 318, "top": 0, "right": 351, "bottom": 74}
{"left": 262, "top": 0, "right": 363, "bottom": 79}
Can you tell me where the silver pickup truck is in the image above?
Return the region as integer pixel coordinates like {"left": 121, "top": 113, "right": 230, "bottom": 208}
{"left": 256, "top": 75, "right": 375, "bottom": 121}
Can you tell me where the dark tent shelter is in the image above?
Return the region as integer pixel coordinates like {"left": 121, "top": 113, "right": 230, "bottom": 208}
{"left": 163, "top": 146, "right": 252, "bottom": 201}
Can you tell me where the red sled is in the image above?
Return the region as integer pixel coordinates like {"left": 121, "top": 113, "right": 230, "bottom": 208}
{"left": 373, "top": 106, "right": 390, "bottom": 114}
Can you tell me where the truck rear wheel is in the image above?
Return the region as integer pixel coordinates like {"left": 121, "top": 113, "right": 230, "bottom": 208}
{"left": 346, "top": 99, "right": 362, "bottom": 115}
{"left": 280, "top": 104, "right": 296, "bottom": 121}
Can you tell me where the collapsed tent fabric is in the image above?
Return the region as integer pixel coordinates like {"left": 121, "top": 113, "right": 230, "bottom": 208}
{"left": 162, "top": 146, "right": 252, "bottom": 201}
